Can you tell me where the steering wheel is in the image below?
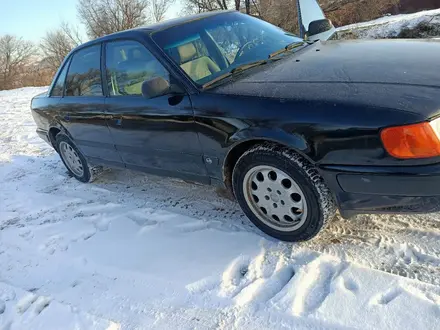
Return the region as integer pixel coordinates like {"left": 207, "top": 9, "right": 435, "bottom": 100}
{"left": 234, "top": 40, "right": 258, "bottom": 62}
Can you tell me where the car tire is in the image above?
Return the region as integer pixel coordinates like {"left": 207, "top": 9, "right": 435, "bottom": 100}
{"left": 232, "top": 143, "right": 336, "bottom": 242}
{"left": 55, "top": 134, "right": 101, "bottom": 183}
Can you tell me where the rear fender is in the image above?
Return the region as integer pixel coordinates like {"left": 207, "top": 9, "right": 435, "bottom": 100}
{"left": 48, "top": 122, "right": 73, "bottom": 149}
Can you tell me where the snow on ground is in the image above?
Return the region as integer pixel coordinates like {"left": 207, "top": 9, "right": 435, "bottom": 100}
{"left": 1, "top": 87, "right": 440, "bottom": 329}
{"left": 337, "top": 8, "right": 440, "bottom": 39}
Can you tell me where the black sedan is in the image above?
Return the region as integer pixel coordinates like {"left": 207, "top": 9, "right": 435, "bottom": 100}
{"left": 31, "top": 3, "right": 440, "bottom": 242}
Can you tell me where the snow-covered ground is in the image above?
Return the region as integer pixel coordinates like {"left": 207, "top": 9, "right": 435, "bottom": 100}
{"left": 1, "top": 87, "right": 440, "bottom": 329}
{"left": 337, "top": 8, "right": 440, "bottom": 39}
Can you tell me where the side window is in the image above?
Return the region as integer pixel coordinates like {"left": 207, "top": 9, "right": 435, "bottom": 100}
{"left": 105, "top": 40, "right": 170, "bottom": 96}
{"left": 65, "top": 45, "right": 103, "bottom": 97}
{"left": 50, "top": 58, "right": 70, "bottom": 97}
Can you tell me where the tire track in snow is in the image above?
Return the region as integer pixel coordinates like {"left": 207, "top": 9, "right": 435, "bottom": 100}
{"left": 0, "top": 281, "right": 118, "bottom": 329}
{"left": 214, "top": 245, "right": 297, "bottom": 309}
{"left": 206, "top": 248, "right": 352, "bottom": 317}
{"left": 302, "top": 214, "right": 440, "bottom": 286}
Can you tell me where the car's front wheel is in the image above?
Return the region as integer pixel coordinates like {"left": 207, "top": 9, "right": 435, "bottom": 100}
{"left": 56, "top": 134, "right": 99, "bottom": 183}
{"left": 233, "top": 144, "right": 336, "bottom": 242}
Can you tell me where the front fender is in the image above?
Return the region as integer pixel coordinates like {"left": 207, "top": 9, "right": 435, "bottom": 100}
{"left": 227, "top": 127, "right": 313, "bottom": 163}
{"left": 220, "top": 127, "right": 315, "bottom": 190}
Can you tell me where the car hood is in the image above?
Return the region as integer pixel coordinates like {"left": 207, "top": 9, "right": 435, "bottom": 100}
{"left": 212, "top": 39, "right": 440, "bottom": 118}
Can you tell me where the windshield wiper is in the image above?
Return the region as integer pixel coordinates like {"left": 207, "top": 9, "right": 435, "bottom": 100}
{"left": 202, "top": 60, "right": 268, "bottom": 89}
{"left": 268, "top": 41, "right": 305, "bottom": 59}
{"left": 201, "top": 72, "right": 233, "bottom": 89}
{"left": 231, "top": 60, "right": 268, "bottom": 74}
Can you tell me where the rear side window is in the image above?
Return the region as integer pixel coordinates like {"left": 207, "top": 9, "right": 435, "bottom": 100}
{"left": 105, "top": 40, "right": 169, "bottom": 96}
{"left": 65, "top": 45, "right": 103, "bottom": 96}
{"left": 50, "top": 59, "right": 70, "bottom": 97}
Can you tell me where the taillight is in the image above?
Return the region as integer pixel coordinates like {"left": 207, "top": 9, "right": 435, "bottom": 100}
{"left": 381, "top": 121, "right": 440, "bottom": 159}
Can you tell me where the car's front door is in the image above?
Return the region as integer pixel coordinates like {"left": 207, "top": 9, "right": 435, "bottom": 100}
{"left": 104, "top": 39, "right": 208, "bottom": 183}
{"left": 57, "top": 44, "right": 121, "bottom": 165}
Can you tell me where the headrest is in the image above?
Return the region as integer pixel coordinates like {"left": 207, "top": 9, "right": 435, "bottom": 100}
{"left": 142, "top": 76, "right": 169, "bottom": 98}
{"left": 128, "top": 47, "right": 150, "bottom": 61}
{"left": 177, "top": 43, "right": 197, "bottom": 63}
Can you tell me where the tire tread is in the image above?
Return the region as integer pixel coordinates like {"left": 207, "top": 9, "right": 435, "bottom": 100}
{"left": 55, "top": 134, "right": 101, "bottom": 183}
{"left": 233, "top": 142, "right": 337, "bottom": 241}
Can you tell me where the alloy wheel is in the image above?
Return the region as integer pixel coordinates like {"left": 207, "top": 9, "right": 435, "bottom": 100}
{"left": 59, "top": 141, "right": 84, "bottom": 177}
{"left": 243, "top": 165, "right": 308, "bottom": 232}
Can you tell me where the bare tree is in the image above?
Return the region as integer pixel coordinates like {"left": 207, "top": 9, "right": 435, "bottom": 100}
{"left": 40, "top": 22, "right": 83, "bottom": 71}
{"left": 77, "top": 0, "right": 151, "bottom": 39}
{"left": 60, "top": 21, "right": 84, "bottom": 46}
{"left": 23, "top": 62, "right": 55, "bottom": 88}
{"left": 251, "top": 0, "right": 261, "bottom": 16}
{"left": 151, "top": 0, "right": 175, "bottom": 22}
{"left": 258, "top": 0, "right": 298, "bottom": 33}
{"left": 324, "top": 0, "right": 400, "bottom": 26}
{"left": 244, "top": 0, "right": 250, "bottom": 13}
{"left": 235, "top": 0, "right": 252, "bottom": 13}
{"left": 182, "top": 0, "right": 230, "bottom": 14}
{"left": 255, "top": 0, "right": 401, "bottom": 34}
{"left": 183, "top": 0, "right": 260, "bottom": 15}
{"left": 0, "top": 35, "right": 34, "bottom": 90}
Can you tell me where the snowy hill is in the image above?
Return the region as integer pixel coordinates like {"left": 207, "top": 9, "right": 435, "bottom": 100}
{"left": 337, "top": 8, "right": 440, "bottom": 39}
{"left": 1, "top": 86, "right": 440, "bottom": 329}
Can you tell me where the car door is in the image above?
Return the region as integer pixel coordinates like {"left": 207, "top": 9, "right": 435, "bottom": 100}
{"left": 104, "top": 39, "right": 208, "bottom": 183}
{"left": 57, "top": 43, "right": 121, "bottom": 165}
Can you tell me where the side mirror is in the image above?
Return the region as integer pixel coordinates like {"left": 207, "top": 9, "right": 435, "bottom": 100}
{"left": 306, "top": 19, "right": 336, "bottom": 41}
{"left": 308, "top": 19, "right": 334, "bottom": 36}
{"left": 141, "top": 76, "right": 170, "bottom": 99}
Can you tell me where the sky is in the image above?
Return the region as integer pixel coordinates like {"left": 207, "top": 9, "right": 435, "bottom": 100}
{"left": 0, "top": 0, "right": 182, "bottom": 42}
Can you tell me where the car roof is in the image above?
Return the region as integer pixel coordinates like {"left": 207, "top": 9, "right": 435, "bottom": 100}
{"left": 75, "top": 10, "right": 236, "bottom": 51}
{"left": 144, "top": 10, "right": 236, "bottom": 31}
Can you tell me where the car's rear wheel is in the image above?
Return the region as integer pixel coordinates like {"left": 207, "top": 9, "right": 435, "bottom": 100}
{"left": 232, "top": 144, "right": 336, "bottom": 242}
{"left": 56, "top": 134, "right": 100, "bottom": 183}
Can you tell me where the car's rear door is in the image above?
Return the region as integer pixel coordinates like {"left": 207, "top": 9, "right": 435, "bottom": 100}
{"left": 57, "top": 43, "right": 121, "bottom": 165}
{"left": 103, "top": 39, "right": 208, "bottom": 183}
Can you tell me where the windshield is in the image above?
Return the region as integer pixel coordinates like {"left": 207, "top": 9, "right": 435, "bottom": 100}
{"left": 152, "top": 12, "right": 303, "bottom": 87}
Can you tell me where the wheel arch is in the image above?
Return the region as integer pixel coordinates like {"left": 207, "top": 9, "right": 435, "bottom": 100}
{"left": 48, "top": 127, "right": 61, "bottom": 149}
{"left": 222, "top": 128, "right": 314, "bottom": 193}
{"left": 48, "top": 123, "right": 71, "bottom": 151}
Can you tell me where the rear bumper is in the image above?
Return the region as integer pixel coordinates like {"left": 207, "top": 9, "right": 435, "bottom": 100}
{"left": 36, "top": 128, "right": 51, "bottom": 146}
{"left": 319, "top": 163, "right": 440, "bottom": 217}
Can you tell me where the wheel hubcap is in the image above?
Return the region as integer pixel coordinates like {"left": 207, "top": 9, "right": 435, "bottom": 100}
{"left": 59, "top": 141, "right": 84, "bottom": 177}
{"left": 243, "top": 165, "right": 308, "bottom": 232}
